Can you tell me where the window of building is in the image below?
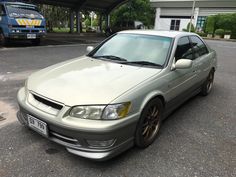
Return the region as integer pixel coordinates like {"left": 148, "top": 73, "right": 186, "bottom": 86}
{"left": 170, "top": 20, "right": 180, "bottom": 31}
{"left": 175, "top": 37, "right": 194, "bottom": 60}
{"left": 196, "top": 16, "right": 206, "bottom": 32}
{"left": 190, "top": 36, "right": 208, "bottom": 58}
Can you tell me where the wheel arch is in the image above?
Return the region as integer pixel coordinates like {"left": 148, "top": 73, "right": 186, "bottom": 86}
{"left": 140, "top": 92, "right": 166, "bottom": 113}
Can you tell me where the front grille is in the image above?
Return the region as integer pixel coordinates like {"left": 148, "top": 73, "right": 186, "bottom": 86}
{"left": 31, "top": 30, "right": 39, "bottom": 33}
{"left": 33, "top": 94, "right": 63, "bottom": 110}
{"left": 12, "top": 25, "right": 26, "bottom": 28}
{"left": 21, "top": 30, "right": 30, "bottom": 33}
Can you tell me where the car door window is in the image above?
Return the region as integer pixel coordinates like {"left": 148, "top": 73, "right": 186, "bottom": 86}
{"left": 175, "top": 37, "right": 194, "bottom": 61}
{"left": 190, "top": 36, "right": 208, "bottom": 58}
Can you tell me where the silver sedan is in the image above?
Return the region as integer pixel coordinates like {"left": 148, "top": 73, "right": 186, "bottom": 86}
{"left": 17, "top": 30, "right": 217, "bottom": 160}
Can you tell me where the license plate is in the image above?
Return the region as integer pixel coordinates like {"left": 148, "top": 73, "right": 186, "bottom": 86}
{"left": 27, "top": 34, "right": 36, "bottom": 39}
{"left": 27, "top": 115, "right": 48, "bottom": 137}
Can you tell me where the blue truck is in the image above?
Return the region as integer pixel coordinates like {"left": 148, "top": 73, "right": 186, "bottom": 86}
{"left": 0, "top": 0, "right": 46, "bottom": 46}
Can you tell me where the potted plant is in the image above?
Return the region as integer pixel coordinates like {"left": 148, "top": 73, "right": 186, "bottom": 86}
{"left": 224, "top": 30, "right": 231, "bottom": 39}
{"left": 215, "top": 29, "right": 224, "bottom": 38}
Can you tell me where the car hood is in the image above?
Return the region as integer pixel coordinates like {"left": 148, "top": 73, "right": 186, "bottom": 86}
{"left": 28, "top": 56, "right": 161, "bottom": 106}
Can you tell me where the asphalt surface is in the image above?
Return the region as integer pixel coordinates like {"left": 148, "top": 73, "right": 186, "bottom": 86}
{"left": 0, "top": 39, "right": 235, "bottom": 177}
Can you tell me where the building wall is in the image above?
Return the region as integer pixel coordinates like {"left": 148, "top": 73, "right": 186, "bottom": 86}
{"left": 151, "top": 0, "right": 236, "bottom": 31}
{"left": 154, "top": 7, "right": 236, "bottom": 31}
{"left": 155, "top": 18, "right": 190, "bottom": 31}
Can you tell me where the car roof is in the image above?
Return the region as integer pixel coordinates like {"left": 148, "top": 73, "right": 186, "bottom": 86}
{"left": 118, "top": 30, "right": 196, "bottom": 38}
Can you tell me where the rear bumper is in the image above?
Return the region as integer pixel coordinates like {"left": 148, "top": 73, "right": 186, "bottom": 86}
{"left": 17, "top": 88, "right": 139, "bottom": 161}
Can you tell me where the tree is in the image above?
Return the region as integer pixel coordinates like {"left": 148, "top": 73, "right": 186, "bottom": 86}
{"left": 37, "top": 4, "right": 70, "bottom": 32}
{"left": 111, "top": 0, "right": 155, "bottom": 28}
{"left": 182, "top": 22, "right": 195, "bottom": 32}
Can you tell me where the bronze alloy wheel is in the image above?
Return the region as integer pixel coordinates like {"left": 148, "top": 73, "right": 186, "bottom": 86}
{"left": 135, "top": 98, "right": 163, "bottom": 148}
{"left": 142, "top": 105, "right": 161, "bottom": 142}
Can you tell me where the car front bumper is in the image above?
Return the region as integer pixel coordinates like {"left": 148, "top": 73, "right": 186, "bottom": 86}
{"left": 17, "top": 87, "right": 140, "bottom": 161}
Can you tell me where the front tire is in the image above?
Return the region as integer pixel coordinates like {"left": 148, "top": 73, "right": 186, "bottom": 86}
{"left": 200, "top": 70, "right": 215, "bottom": 96}
{"left": 135, "top": 98, "right": 163, "bottom": 148}
{"left": 0, "top": 31, "right": 8, "bottom": 46}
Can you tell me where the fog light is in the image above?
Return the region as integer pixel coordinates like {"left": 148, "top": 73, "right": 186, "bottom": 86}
{"left": 16, "top": 30, "right": 20, "bottom": 33}
{"left": 11, "top": 29, "right": 16, "bottom": 33}
{"left": 87, "top": 139, "right": 116, "bottom": 148}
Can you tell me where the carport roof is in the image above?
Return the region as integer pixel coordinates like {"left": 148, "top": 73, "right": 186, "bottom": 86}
{"left": 29, "top": 0, "right": 128, "bottom": 13}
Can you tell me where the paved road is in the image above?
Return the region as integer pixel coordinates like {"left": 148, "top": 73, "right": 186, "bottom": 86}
{"left": 0, "top": 40, "right": 235, "bottom": 177}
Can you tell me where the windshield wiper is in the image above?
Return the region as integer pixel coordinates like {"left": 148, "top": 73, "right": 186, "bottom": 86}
{"left": 92, "top": 55, "right": 127, "bottom": 62}
{"left": 121, "top": 61, "right": 163, "bottom": 67}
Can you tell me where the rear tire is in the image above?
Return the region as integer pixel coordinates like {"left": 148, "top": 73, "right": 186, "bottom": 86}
{"left": 200, "top": 70, "right": 215, "bottom": 96}
{"left": 135, "top": 98, "right": 163, "bottom": 148}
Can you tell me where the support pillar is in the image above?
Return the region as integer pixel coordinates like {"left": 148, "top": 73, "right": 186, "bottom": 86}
{"left": 76, "top": 10, "right": 81, "bottom": 34}
{"left": 194, "top": 7, "right": 200, "bottom": 30}
{"left": 105, "top": 14, "right": 110, "bottom": 29}
{"left": 70, "top": 10, "right": 74, "bottom": 33}
{"left": 98, "top": 14, "right": 102, "bottom": 33}
{"left": 154, "top": 8, "right": 161, "bottom": 30}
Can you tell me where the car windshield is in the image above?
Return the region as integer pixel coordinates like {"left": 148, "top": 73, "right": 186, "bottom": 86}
{"left": 92, "top": 33, "right": 172, "bottom": 67}
{"left": 6, "top": 4, "right": 43, "bottom": 19}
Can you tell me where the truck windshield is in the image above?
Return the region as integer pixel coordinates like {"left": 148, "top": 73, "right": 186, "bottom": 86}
{"left": 6, "top": 4, "right": 43, "bottom": 19}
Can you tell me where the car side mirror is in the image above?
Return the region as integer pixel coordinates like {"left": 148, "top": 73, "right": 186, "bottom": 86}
{"left": 86, "top": 46, "right": 94, "bottom": 53}
{"left": 173, "top": 59, "right": 193, "bottom": 70}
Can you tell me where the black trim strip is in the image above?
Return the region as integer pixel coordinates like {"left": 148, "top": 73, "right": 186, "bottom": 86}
{"left": 160, "top": 15, "right": 192, "bottom": 19}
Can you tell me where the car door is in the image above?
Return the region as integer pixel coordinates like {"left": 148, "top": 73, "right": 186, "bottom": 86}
{"left": 164, "top": 36, "right": 199, "bottom": 108}
{"left": 190, "top": 36, "right": 212, "bottom": 83}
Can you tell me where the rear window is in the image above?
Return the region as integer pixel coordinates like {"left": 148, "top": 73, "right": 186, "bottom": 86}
{"left": 190, "top": 36, "right": 208, "bottom": 58}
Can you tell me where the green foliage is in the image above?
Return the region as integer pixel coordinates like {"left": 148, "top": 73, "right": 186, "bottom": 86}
{"left": 205, "top": 13, "right": 236, "bottom": 38}
{"left": 205, "top": 15, "right": 216, "bottom": 34}
{"left": 215, "top": 29, "right": 224, "bottom": 37}
{"left": 225, "top": 30, "right": 232, "bottom": 35}
{"left": 84, "top": 19, "right": 90, "bottom": 27}
{"left": 182, "top": 22, "right": 195, "bottom": 32}
{"left": 196, "top": 32, "right": 207, "bottom": 37}
{"left": 111, "top": 0, "right": 155, "bottom": 28}
{"left": 37, "top": 4, "right": 70, "bottom": 32}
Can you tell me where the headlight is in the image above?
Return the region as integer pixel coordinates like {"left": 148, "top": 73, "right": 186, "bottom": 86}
{"left": 102, "top": 102, "right": 131, "bottom": 120}
{"left": 70, "top": 106, "right": 105, "bottom": 120}
{"left": 70, "top": 102, "right": 131, "bottom": 120}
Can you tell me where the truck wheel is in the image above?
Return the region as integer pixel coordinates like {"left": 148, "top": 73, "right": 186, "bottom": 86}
{"left": 0, "top": 31, "right": 7, "bottom": 46}
{"left": 31, "top": 38, "right": 41, "bottom": 46}
{"left": 135, "top": 98, "right": 163, "bottom": 148}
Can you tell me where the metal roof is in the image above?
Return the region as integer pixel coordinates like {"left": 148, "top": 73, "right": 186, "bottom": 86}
{"left": 27, "top": 0, "right": 129, "bottom": 13}
{"left": 150, "top": 0, "right": 236, "bottom": 8}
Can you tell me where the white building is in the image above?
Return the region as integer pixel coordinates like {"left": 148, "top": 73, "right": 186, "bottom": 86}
{"left": 150, "top": 0, "right": 236, "bottom": 31}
